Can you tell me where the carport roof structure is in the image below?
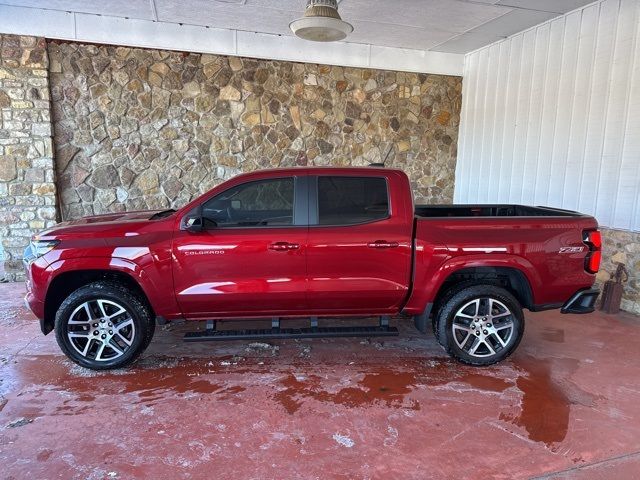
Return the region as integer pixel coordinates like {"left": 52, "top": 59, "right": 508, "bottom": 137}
{"left": 0, "top": 0, "right": 596, "bottom": 75}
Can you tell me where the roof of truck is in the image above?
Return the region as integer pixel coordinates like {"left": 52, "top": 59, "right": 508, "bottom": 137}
{"left": 232, "top": 166, "right": 407, "bottom": 177}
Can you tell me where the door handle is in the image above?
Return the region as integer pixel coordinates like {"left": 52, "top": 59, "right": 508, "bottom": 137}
{"left": 367, "top": 240, "right": 399, "bottom": 249}
{"left": 269, "top": 242, "right": 300, "bottom": 251}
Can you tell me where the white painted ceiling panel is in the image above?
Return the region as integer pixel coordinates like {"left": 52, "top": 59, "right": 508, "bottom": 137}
{"left": 430, "top": 32, "right": 503, "bottom": 54}
{"left": 339, "top": 0, "right": 511, "bottom": 32}
{"left": 497, "top": 0, "right": 598, "bottom": 14}
{"left": 346, "top": 20, "right": 455, "bottom": 50}
{"left": 155, "top": 0, "right": 292, "bottom": 34}
{"left": 470, "top": 9, "right": 557, "bottom": 37}
{"left": 0, "top": 0, "right": 153, "bottom": 19}
{"left": 0, "top": 0, "right": 596, "bottom": 54}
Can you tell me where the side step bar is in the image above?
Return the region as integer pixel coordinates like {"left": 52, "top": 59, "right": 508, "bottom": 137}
{"left": 184, "top": 316, "right": 398, "bottom": 342}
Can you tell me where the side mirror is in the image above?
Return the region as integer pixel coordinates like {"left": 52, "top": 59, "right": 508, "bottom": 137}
{"left": 185, "top": 215, "right": 203, "bottom": 233}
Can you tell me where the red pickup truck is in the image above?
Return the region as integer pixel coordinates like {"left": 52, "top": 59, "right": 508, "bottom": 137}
{"left": 24, "top": 167, "right": 601, "bottom": 370}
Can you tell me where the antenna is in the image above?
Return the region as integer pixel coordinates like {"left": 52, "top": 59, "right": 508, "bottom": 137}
{"left": 369, "top": 144, "right": 394, "bottom": 167}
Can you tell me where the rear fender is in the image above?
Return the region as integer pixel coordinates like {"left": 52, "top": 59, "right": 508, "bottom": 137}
{"left": 402, "top": 253, "right": 540, "bottom": 315}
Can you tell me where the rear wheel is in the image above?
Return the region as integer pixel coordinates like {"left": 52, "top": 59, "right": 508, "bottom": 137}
{"left": 435, "top": 285, "right": 524, "bottom": 366}
{"left": 54, "top": 281, "right": 154, "bottom": 370}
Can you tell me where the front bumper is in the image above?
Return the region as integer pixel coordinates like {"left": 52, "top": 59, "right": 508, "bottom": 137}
{"left": 561, "top": 288, "right": 600, "bottom": 314}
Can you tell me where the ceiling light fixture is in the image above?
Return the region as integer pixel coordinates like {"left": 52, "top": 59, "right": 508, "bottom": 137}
{"left": 290, "top": 0, "right": 354, "bottom": 42}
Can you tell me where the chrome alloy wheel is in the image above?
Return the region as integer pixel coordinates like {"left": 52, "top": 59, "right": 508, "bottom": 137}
{"left": 451, "top": 298, "right": 514, "bottom": 358}
{"left": 66, "top": 299, "right": 136, "bottom": 362}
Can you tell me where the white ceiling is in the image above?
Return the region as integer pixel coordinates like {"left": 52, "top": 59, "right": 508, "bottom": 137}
{"left": 0, "top": 0, "right": 596, "bottom": 54}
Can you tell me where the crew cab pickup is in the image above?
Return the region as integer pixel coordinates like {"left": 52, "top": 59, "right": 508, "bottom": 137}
{"left": 24, "top": 167, "right": 601, "bottom": 370}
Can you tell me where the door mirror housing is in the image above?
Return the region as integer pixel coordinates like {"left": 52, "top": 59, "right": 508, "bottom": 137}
{"left": 183, "top": 205, "right": 207, "bottom": 232}
{"left": 185, "top": 215, "right": 203, "bottom": 233}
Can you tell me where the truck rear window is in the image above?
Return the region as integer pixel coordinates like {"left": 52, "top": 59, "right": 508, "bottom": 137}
{"left": 318, "top": 176, "right": 389, "bottom": 225}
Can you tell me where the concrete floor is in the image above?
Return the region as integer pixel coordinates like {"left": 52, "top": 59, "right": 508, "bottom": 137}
{"left": 1, "top": 283, "right": 640, "bottom": 479}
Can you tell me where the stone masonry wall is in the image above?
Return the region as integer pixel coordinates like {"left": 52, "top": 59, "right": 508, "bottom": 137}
{"left": 0, "top": 35, "right": 57, "bottom": 281}
{"left": 1, "top": 36, "right": 639, "bottom": 317}
{"left": 596, "top": 228, "right": 640, "bottom": 315}
{"left": 48, "top": 42, "right": 461, "bottom": 219}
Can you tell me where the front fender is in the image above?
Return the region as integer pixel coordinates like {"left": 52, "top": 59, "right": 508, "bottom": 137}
{"left": 43, "top": 256, "right": 180, "bottom": 319}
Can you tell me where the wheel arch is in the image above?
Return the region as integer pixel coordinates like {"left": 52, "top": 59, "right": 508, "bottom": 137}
{"left": 433, "top": 265, "right": 535, "bottom": 313}
{"left": 43, "top": 269, "right": 155, "bottom": 335}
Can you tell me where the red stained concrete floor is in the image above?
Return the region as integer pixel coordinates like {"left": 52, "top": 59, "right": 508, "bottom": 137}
{"left": 1, "top": 282, "right": 640, "bottom": 479}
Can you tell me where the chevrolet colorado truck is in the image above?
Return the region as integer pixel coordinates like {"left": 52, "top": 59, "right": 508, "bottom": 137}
{"left": 24, "top": 167, "right": 601, "bottom": 370}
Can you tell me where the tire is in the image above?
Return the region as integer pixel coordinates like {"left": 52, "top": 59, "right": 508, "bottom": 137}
{"left": 435, "top": 284, "right": 524, "bottom": 366}
{"left": 432, "top": 280, "right": 482, "bottom": 346}
{"left": 54, "top": 281, "right": 155, "bottom": 370}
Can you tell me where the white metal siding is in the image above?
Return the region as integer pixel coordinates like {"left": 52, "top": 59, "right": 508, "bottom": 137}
{"left": 455, "top": 0, "right": 640, "bottom": 231}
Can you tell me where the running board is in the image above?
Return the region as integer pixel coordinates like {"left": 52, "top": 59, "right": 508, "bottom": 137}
{"left": 184, "top": 325, "right": 398, "bottom": 342}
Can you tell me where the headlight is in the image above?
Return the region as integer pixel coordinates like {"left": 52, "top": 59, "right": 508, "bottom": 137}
{"left": 23, "top": 239, "right": 60, "bottom": 264}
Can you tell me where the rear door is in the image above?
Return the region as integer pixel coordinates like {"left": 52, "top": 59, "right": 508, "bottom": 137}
{"left": 306, "top": 174, "right": 413, "bottom": 314}
{"left": 172, "top": 175, "right": 309, "bottom": 318}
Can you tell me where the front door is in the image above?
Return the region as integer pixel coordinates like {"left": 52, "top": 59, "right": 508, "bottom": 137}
{"left": 306, "top": 175, "right": 413, "bottom": 314}
{"left": 172, "top": 176, "right": 308, "bottom": 318}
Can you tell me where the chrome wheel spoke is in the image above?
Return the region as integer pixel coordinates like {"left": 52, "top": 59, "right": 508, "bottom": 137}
{"left": 114, "top": 330, "right": 133, "bottom": 346}
{"left": 79, "top": 338, "right": 94, "bottom": 356}
{"left": 84, "top": 303, "right": 95, "bottom": 321}
{"left": 492, "top": 332, "right": 507, "bottom": 347}
{"left": 68, "top": 331, "right": 90, "bottom": 338}
{"left": 468, "top": 337, "right": 481, "bottom": 355}
{"left": 484, "top": 339, "right": 495, "bottom": 355}
{"left": 472, "top": 299, "right": 480, "bottom": 316}
{"left": 107, "top": 339, "right": 124, "bottom": 356}
{"left": 115, "top": 318, "right": 134, "bottom": 331}
{"left": 495, "top": 323, "right": 513, "bottom": 331}
{"left": 453, "top": 324, "right": 471, "bottom": 333}
{"left": 95, "top": 342, "right": 106, "bottom": 361}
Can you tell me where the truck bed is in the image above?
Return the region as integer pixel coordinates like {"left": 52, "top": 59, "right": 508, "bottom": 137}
{"left": 415, "top": 204, "right": 582, "bottom": 218}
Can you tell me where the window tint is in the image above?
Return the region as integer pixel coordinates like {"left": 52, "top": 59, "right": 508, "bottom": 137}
{"left": 202, "top": 178, "right": 294, "bottom": 227}
{"left": 317, "top": 176, "right": 389, "bottom": 225}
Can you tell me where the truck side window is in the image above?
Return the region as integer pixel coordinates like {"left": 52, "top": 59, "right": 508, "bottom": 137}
{"left": 202, "top": 178, "right": 294, "bottom": 227}
{"left": 317, "top": 176, "right": 389, "bottom": 225}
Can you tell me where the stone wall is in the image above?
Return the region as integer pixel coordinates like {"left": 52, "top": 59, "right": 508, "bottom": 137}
{"left": 48, "top": 42, "right": 462, "bottom": 220}
{"left": 0, "top": 35, "right": 57, "bottom": 281}
{"left": 597, "top": 228, "right": 640, "bottom": 315}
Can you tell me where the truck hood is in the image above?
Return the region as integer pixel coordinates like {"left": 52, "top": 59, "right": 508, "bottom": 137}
{"left": 36, "top": 210, "right": 171, "bottom": 238}
{"left": 56, "top": 210, "right": 163, "bottom": 227}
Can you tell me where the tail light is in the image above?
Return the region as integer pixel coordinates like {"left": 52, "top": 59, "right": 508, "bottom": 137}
{"left": 583, "top": 230, "right": 602, "bottom": 274}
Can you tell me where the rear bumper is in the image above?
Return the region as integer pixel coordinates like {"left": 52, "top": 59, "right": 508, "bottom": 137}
{"left": 561, "top": 288, "right": 600, "bottom": 314}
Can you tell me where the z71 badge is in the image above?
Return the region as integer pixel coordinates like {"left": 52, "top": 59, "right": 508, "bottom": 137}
{"left": 559, "top": 246, "right": 585, "bottom": 254}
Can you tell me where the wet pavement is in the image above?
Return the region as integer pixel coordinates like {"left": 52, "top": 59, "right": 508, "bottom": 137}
{"left": 1, "top": 282, "right": 640, "bottom": 479}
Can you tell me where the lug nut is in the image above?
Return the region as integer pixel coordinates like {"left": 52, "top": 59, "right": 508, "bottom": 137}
{"left": 93, "top": 323, "right": 98, "bottom": 327}
{"left": 487, "top": 323, "right": 492, "bottom": 328}
{"left": 100, "top": 319, "right": 105, "bottom": 323}
{"left": 93, "top": 331, "right": 99, "bottom": 336}
{"left": 108, "top": 323, "right": 112, "bottom": 327}
{"left": 109, "top": 330, "right": 113, "bottom": 335}
{"left": 483, "top": 330, "right": 488, "bottom": 335}
{"left": 101, "top": 334, "right": 106, "bottom": 339}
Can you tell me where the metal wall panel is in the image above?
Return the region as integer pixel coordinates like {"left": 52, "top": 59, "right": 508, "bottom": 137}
{"left": 455, "top": 0, "right": 640, "bottom": 231}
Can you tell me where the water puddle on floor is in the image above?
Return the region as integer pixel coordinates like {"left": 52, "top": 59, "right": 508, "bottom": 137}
{"left": 2, "top": 351, "right": 601, "bottom": 450}
{"left": 273, "top": 362, "right": 514, "bottom": 414}
{"left": 501, "top": 357, "right": 570, "bottom": 445}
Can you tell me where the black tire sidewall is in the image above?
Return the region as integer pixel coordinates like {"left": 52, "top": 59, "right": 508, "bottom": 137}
{"left": 437, "top": 285, "right": 524, "bottom": 366}
{"left": 54, "top": 282, "right": 151, "bottom": 370}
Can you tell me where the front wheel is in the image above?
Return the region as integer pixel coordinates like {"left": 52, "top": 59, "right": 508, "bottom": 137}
{"left": 54, "top": 281, "right": 154, "bottom": 370}
{"left": 435, "top": 285, "right": 524, "bottom": 366}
